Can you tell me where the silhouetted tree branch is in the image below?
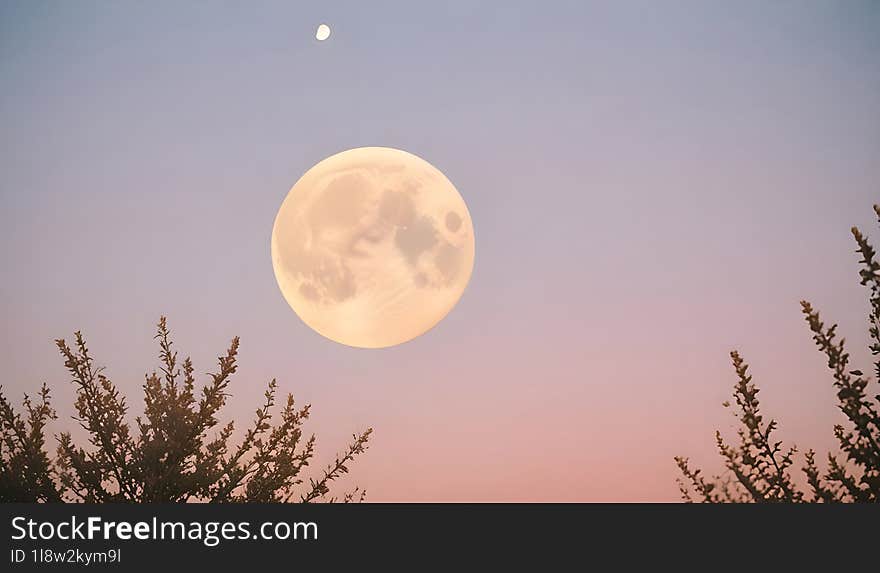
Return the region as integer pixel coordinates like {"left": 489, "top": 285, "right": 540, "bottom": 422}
{"left": 677, "top": 204, "right": 880, "bottom": 502}
{"left": 3, "top": 318, "right": 371, "bottom": 503}
{"left": 0, "top": 383, "right": 61, "bottom": 502}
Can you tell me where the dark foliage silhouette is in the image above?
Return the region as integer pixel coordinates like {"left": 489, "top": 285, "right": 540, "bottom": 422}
{"left": 1, "top": 318, "right": 371, "bottom": 502}
{"left": 0, "top": 383, "right": 60, "bottom": 502}
{"left": 676, "top": 205, "right": 880, "bottom": 502}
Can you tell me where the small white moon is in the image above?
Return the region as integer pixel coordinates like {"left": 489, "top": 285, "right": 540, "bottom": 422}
{"left": 315, "top": 23, "right": 331, "bottom": 41}
{"left": 271, "top": 147, "right": 476, "bottom": 349}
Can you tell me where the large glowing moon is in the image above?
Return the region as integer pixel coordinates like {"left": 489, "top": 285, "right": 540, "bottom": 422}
{"left": 315, "top": 23, "right": 331, "bottom": 41}
{"left": 271, "top": 147, "right": 475, "bottom": 348}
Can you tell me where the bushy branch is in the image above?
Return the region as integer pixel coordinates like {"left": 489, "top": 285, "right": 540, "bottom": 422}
{"left": 0, "top": 383, "right": 61, "bottom": 502}
{"left": 55, "top": 333, "right": 137, "bottom": 501}
{"left": 7, "top": 318, "right": 371, "bottom": 503}
{"left": 300, "top": 429, "right": 373, "bottom": 503}
{"left": 677, "top": 204, "right": 880, "bottom": 502}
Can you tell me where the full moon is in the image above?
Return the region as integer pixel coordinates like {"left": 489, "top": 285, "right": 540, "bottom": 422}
{"left": 315, "top": 23, "right": 331, "bottom": 41}
{"left": 271, "top": 147, "right": 475, "bottom": 348}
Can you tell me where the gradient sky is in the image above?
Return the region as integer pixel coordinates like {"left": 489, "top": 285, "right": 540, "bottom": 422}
{"left": 2, "top": 1, "right": 879, "bottom": 501}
